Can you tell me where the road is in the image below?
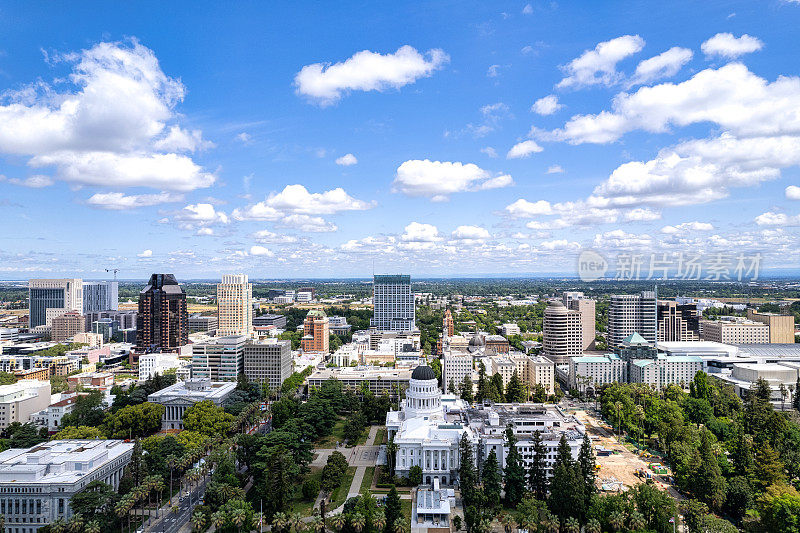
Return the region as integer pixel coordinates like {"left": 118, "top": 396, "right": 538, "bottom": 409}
{"left": 146, "top": 477, "right": 209, "bottom": 533}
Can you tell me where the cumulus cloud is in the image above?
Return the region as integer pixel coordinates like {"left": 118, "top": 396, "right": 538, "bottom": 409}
{"left": 401, "top": 222, "right": 441, "bottom": 242}
{"left": 755, "top": 211, "right": 800, "bottom": 226}
{"left": 786, "top": 185, "right": 800, "bottom": 200}
{"left": 234, "top": 184, "right": 373, "bottom": 221}
{"left": 252, "top": 230, "right": 298, "bottom": 244}
{"left": 628, "top": 47, "right": 693, "bottom": 86}
{"left": 505, "top": 199, "right": 554, "bottom": 217}
{"left": 557, "top": 35, "right": 645, "bottom": 88}
{"left": 0, "top": 174, "right": 54, "bottom": 188}
{"left": 0, "top": 39, "right": 215, "bottom": 192}
{"left": 335, "top": 153, "right": 358, "bottom": 166}
{"left": 531, "top": 95, "right": 563, "bottom": 115}
{"left": 85, "top": 191, "right": 183, "bottom": 210}
{"left": 279, "top": 214, "right": 338, "bottom": 232}
{"left": 249, "top": 245, "right": 274, "bottom": 256}
{"left": 507, "top": 140, "right": 544, "bottom": 159}
{"left": 137, "top": 249, "right": 153, "bottom": 258}
{"left": 174, "top": 203, "right": 230, "bottom": 233}
{"left": 660, "top": 221, "right": 715, "bottom": 234}
{"left": 624, "top": 208, "right": 661, "bottom": 221}
{"left": 392, "top": 159, "right": 513, "bottom": 201}
{"left": 701, "top": 33, "right": 763, "bottom": 59}
{"left": 294, "top": 45, "right": 449, "bottom": 105}
{"left": 452, "top": 225, "right": 490, "bottom": 241}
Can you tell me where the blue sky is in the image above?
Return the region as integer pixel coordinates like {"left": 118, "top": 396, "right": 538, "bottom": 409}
{"left": 1, "top": 0, "right": 800, "bottom": 279}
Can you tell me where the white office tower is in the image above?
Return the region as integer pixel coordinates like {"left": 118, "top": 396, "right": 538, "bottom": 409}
{"left": 82, "top": 281, "right": 119, "bottom": 313}
{"left": 607, "top": 291, "right": 657, "bottom": 349}
{"left": 28, "top": 279, "right": 83, "bottom": 328}
{"left": 217, "top": 274, "right": 253, "bottom": 337}
{"left": 562, "top": 292, "right": 596, "bottom": 350}
{"left": 370, "top": 274, "right": 415, "bottom": 331}
{"left": 542, "top": 301, "right": 584, "bottom": 364}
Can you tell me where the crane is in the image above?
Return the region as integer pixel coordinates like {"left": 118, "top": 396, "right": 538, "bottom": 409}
{"left": 105, "top": 268, "right": 120, "bottom": 281}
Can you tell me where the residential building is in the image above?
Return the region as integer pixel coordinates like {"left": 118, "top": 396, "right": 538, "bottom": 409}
{"left": 136, "top": 274, "right": 189, "bottom": 352}
{"left": 0, "top": 380, "right": 51, "bottom": 429}
{"left": 500, "top": 323, "right": 520, "bottom": 337}
{"left": 442, "top": 350, "right": 473, "bottom": 393}
{"left": 657, "top": 300, "right": 700, "bottom": 342}
{"left": 217, "top": 274, "right": 253, "bottom": 337}
{"left": 28, "top": 279, "right": 83, "bottom": 329}
{"left": 14, "top": 368, "right": 50, "bottom": 381}
{"left": 629, "top": 356, "right": 703, "bottom": 388}
{"left": 82, "top": 281, "right": 118, "bottom": 314}
{"left": 147, "top": 378, "right": 236, "bottom": 431}
{"left": 138, "top": 353, "right": 185, "bottom": 380}
{"left": 746, "top": 309, "right": 796, "bottom": 343}
{"left": 542, "top": 301, "right": 583, "bottom": 364}
{"left": 188, "top": 314, "right": 218, "bottom": 333}
{"left": 568, "top": 355, "right": 627, "bottom": 391}
{"left": 607, "top": 291, "right": 657, "bottom": 349}
{"left": 31, "top": 395, "right": 79, "bottom": 433}
{"left": 307, "top": 366, "right": 412, "bottom": 398}
{"left": 0, "top": 439, "right": 134, "bottom": 531}
{"left": 191, "top": 335, "right": 246, "bottom": 381}
{"left": 301, "top": 309, "right": 329, "bottom": 353}
{"left": 370, "top": 275, "right": 415, "bottom": 331}
{"left": 701, "top": 318, "right": 770, "bottom": 344}
{"left": 51, "top": 311, "right": 85, "bottom": 342}
{"left": 253, "top": 314, "right": 287, "bottom": 328}
{"left": 243, "top": 339, "right": 292, "bottom": 391}
{"left": 525, "top": 355, "right": 556, "bottom": 395}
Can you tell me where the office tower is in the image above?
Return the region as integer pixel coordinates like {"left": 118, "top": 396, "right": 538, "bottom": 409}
{"left": 51, "top": 311, "right": 85, "bottom": 342}
{"left": 607, "top": 291, "right": 657, "bottom": 349}
{"left": 442, "top": 350, "right": 472, "bottom": 393}
{"left": 217, "top": 274, "right": 253, "bottom": 337}
{"left": 28, "top": 279, "right": 83, "bottom": 328}
{"left": 301, "top": 309, "right": 329, "bottom": 353}
{"left": 542, "top": 300, "right": 584, "bottom": 363}
{"left": 191, "top": 335, "right": 246, "bottom": 381}
{"left": 243, "top": 339, "right": 292, "bottom": 391}
{"left": 443, "top": 309, "right": 454, "bottom": 337}
{"left": 700, "top": 318, "right": 770, "bottom": 344}
{"left": 370, "top": 274, "right": 415, "bottom": 331}
{"left": 746, "top": 309, "right": 796, "bottom": 343}
{"left": 562, "top": 292, "right": 596, "bottom": 350}
{"left": 657, "top": 300, "right": 700, "bottom": 341}
{"left": 82, "top": 281, "right": 119, "bottom": 313}
{"left": 136, "top": 274, "right": 188, "bottom": 351}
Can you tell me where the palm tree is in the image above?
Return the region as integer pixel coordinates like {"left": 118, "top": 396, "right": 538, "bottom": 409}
{"left": 391, "top": 520, "right": 406, "bottom": 533}
{"left": 51, "top": 518, "right": 68, "bottom": 533}
{"left": 584, "top": 518, "right": 601, "bottom": 533}
{"left": 563, "top": 517, "right": 580, "bottom": 533}
{"left": 329, "top": 514, "right": 346, "bottom": 533}
{"left": 372, "top": 511, "right": 386, "bottom": 532}
{"left": 67, "top": 513, "right": 85, "bottom": 533}
{"left": 212, "top": 511, "right": 227, "bottom": 530}
{"left": 232, "top": 508, "right": 247, "bottom": 532}
{"left": 497, "top": 512, "right": 514, "bottom": 533}
{"left": 309, "top": 515, "right": 325, "bottom": 533}
{"left": 290, "top": 512, "right": 305, "bottom": 533}
{"left": 628, "top": 511, "right": 646, "bottom": 532}
{"left": 540, "top": 512, "right": 558, "bottom": 533}
{"left": 272, "top": 512, "right": 289, "bottom": 533}
{"left": 516, "top": 514, "right": 533, "bottom": 533}
{"left": 609, "top": 511, "right": 625, "bottom": 532}
{"left": 190, "top": 511, "right": 206, "bottom": 532}
{"left": 85, "top": 520, "right": 101, "bottom": 533}
{"left": 351, "top": 513, "right": 366, "bottom": 533}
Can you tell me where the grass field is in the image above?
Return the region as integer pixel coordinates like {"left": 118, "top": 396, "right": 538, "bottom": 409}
{"left": 288, "top": 468, "right": 323, "bottom": 515}
{"left": 374, "top": 428, "right": 387, "bottom": 445}
{"left": 360, "top": 466, "right": 375, "bottom": 494}
{"left": 329, "top": 467, "right": 357, "bottom": 510}
{"left": 315, "top": 418, "right": 347, "bottom": 449}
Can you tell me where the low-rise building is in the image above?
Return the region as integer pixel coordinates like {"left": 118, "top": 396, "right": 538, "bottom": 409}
{"left": 138, "top": 353, "right": 185, "bottom": 381}
{"left": 500, "top": 323, "right": 521, "bottom": 337}
{"left": 701, "top": 318, "right": 770, "bottom": 344}
{"left": 253, "top": 314, "right": 287, "bottom": 328}
{"left": 147, "top": 378, "right": 236, "bottom": 431}
{"left": 629, "top": 355, "right": 703, "bottom": 388}
{"left": 307, "top": 366, "right": 412, "bottom": 398}
{"left": 188, "top": 314, "right": 218, "bottom": 333}
{"left": 746, "top": 309, "right": 796, "bottom": 344}
{"left": 0, "top": 380, "right": 51, "bottom": 429}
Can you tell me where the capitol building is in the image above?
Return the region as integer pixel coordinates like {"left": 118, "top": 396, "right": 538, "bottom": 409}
{"left": 386, "top": 365, "right": 586, "bottom": 487}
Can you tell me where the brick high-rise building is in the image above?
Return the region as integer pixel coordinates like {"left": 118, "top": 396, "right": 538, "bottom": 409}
{"left": 136, "top": 274, "right": 188, "bottom": 352}
{"left": 443, "top": 309, "right": 454, "bottom": 337}
{"left": 301, "top": 309, "right": 329, "bottom": 353}
{"left": 51, "top": 311, "right": 85, "bottom": 342}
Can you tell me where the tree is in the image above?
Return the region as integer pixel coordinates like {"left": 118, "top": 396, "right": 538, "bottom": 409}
{"left": 384, "top": 485, "right": 402, "bottom": 533}
{"left": 506, "top": 371, "right": 524, "bottom": 403}
{"left": 448, "top": 379, "right": 457, "bottom": 395}
{"left": 452, "top": 515, "right": 462, "bottom": 532}
{"left": 408, "top": 465, "right": 423, "bottom": 486}
{"left": 263, "top": 445, "right": 295, "bottom": 518}
{"left": 527, "top": 430, "right": 548, "bottom": 500}
{"left": 182, "top": 400, "right": 235, "bottom": 436}
{"left": 578, "top": 433, "right": 596, "bottom": 508}
{"left": 302, "top": 478, "right": 320, "bottom": 501}
{"left": 795, "top": 377, "right": 800, "bottom": 411}
{"left": 476, "top": 362, "right": 488, "bottom": 403}
{"left": 54, "top": 425, "right": 106, "bottom": 440}
{"left": 321, "top": 451, "right": 349, "bottom": 492}
{"left": 548, "top": 435, "right": 584, "bottom": 521}
{"left": 503, "top": 426, "right": 526, "bottom": 507}
{"left": 70, "top": 481, "right": 117, "bottom": 524}
{"left": 103, "top": 402, "right": 164, "bottom": 439}
{"left": 758, "top": 484, "right": 800, "bottom": 532}
{"left": 694, "top": 429, "right": 726, "bottom": 511}
{"left": 490, "top": 374, "right": 505, "bottom": 403}
{"left": 459, "top": 375, "right": 474, "bottom": 403}
{"left": 481, "top": 448, "right": 502, "bottom": 509}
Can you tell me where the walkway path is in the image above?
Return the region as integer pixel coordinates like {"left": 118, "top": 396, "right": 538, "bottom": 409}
{"left": 347, "top": 426, "right": 379, "bottom": 497}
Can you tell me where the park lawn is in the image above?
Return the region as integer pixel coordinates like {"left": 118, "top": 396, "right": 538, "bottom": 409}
{"left": 329, "top": 467, "right": 357, "bottom": 510}
{"left": 315, "top": 418, "right": 347, "bottom": 449}
{"left": 401, "top": 499, "right": 412, "bottom": 522}
{"left": 360, "top": 466, "right": 375, "bottom": 494}
{"left": 288, "top": 468, "right": 323, "bottom": 515}
{"left": 374, "top": 428, "right": 387, "bottom": 445}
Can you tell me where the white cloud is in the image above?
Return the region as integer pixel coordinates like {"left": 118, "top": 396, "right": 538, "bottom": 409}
{"left": 507, "top": 140, "right": 544, "bottom": 159}
{"left": 481, "top": 147, "right": 498, "bottom": 158}
{"left": 235, "top": 132, "right": 252, "bottom": 144}
{"left": 522, "top": 4, "right": 533, "bottom": 14}
{"left": 624, "top": 208, "right": 661, "bottom": 221}
{"left": 755, "top": 211, "right": 800, "bottom": 226}
{"left": 592, "top": 229, "right": 653, "bottom": 250}
{"left": 463, "top": 103, "right": 511, "bottom": 138}
{"left": 545, "top": 165, "right": 564, "bottom": 174}
{"left": 294, "top": 45, "right": 449, "bottom": 105}
{"left": 505, "top": 199, "right": 554, "bottom": 217}
{"left": 540, "top": 239, "right": 580, "bottom": 250}
{"left": 335, "top": 153, "right": 358, "bottom": 166}
{"left": 786, "top": 185, "right": 800, "bottom": 200}
{"left": 0, "top": 174, "right": 54, "bottom": 188}
{"left": 249, "top": 245, "right": 274, "bottom": 256}
{"left": 531, "top": 95, "right": 563, "bottom": 115}
{"left": 279, "top": 214, "right": 338, "bottom": 232}
{"left": 557, "top": 35, "right": 645, "bottom": 88}
{"left": 252, "top": 230, "right": 298, "bottom": 244}
{"left": 401, "top": 222, "right": 441, "bottom": 242}
{"left": 137, "top": 249, "right": 153, "bottom": 258}
{"left": 233, "top": 184, "right": 373, "bottom": 221}
{"left": 196, "top": 227, "right": 214, "bottom": 236}
{"left": 701, "top": 33, "right": 763, "bottom": 59}
{"left": 628, "top": 47, "right": 693, "bottom": 86}
{"left": 452, "top": 225, "right": 490, "bottom": 240}
{"left": 174, "top": 203, "right": 229, "bottom": 232}
{"left": 0, "top": 39, "right": 215, "bottom": 192}
{"left": 660, "top": 221, "right": 714, "bottom": 234}
{"left": 85, "top": 191, "right": 183, "bottom": 210}
{"left": 392, "top": 159, "right": 513, "bottom": 201}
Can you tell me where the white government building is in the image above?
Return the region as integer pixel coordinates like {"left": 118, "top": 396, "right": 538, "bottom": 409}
{"left": 0, "top": 440, "right": 134, "bottom": 533}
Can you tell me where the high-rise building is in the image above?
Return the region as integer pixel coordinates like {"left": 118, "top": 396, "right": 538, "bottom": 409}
{"left": 28, "top": 279, "right": 83, "bottom": 328}
{"left": 301, "top": 309, "right": 329, "bottom": 353}
{"left": 443, "top": 309, "right": 454, "bottom": 337}
{"left": 51, "top": 311, "right": 86, "bottom": 342}
{"left": 243, "top": 339, "right": 292, "bottom": 391}
{"left": 370, "top": 275, "right": 415, "bottom": 331}
{"left": 136, "top": 274, "right": 188, "bottom": 352}
{"left": 191, "top": 335, "right": 246, "bottom": 381}
{"left": 82, "top": 281, "right": 119, "bottom": 314}
{"left": 746, "top": 309, "right": 796, "bottom": 343}
{"left": 542, "top": 301, "right": 584, "bottom": 364}
{"left": 657, "top": 300, "right": 700, "bottom": 342}
{"left": 217, "top": 274, "right": 253, "bottom": 337}
{"left": 607, "top": 291, "right": 657, "bottom": 349}
{"left": 442, "top": 350, "right": 472, "bottom": 393}
{"left": 562, "top": 293, "right": 596, "bottom": 350}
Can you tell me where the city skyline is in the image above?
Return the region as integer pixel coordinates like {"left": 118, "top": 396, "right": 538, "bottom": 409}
{"left": 2, "top": 1, "right": 800, "bottom": 278}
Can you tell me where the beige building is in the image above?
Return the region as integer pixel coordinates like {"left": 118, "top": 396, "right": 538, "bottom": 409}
{"left": 747, "top": 309, "right": 795, "bottom": 343}
{"left": 217, "top": 274, "right": 253, "bottom": 337}
{"left": 307, "top": 366, "right": 411, "bottom": 398}
{"left": 701, "top": 318, "right": 770, "bottom": 344}
{"left": 0, "top": 380, "right": 51, "bottom": 429}
{"left": 543, "top": 301, "right": 584, "bottom": 363}
{"left": 488, "top": 354, "right": 556, "bottom": 396}
{"left": 562, "top": 293, "right": 596, "bottom": 350}
{"left": 51, "top": 311, "right": 85, "bottom": 342}
{"left": 442, "top": 349, "right": 473, "bottom": 393}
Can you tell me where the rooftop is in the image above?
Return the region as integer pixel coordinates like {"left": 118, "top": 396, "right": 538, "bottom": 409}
{"left": 0, "top": 440, "right": 134, "bottom": 484}
{"left": 147, "top": 378, "right": 237, "bottom": 402}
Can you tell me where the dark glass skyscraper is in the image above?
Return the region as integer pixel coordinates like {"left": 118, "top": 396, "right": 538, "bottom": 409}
{"left": 136, "top": 274, "right": 188, "bottom": 352}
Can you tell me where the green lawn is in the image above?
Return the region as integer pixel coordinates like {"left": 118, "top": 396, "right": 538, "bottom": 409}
{"left": 288, "top": 468, "right": 323, "bottom": 516}
{"left": 353, "top": 426, "right": 370, "bottom": 446}
{"left": 374, "top": 428, "right": 387, "bottom": 445}
{"left": 360, "top": 466, "right": 375, "bottom": 494}
{"left": 315, "top": 418, "right": 347, "bottom": 449}
{"left": 329, "top": 467, "right": 357, "bottom": 510}
{"left": 401, "top": 499, "right": 413, "bottom": 523}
